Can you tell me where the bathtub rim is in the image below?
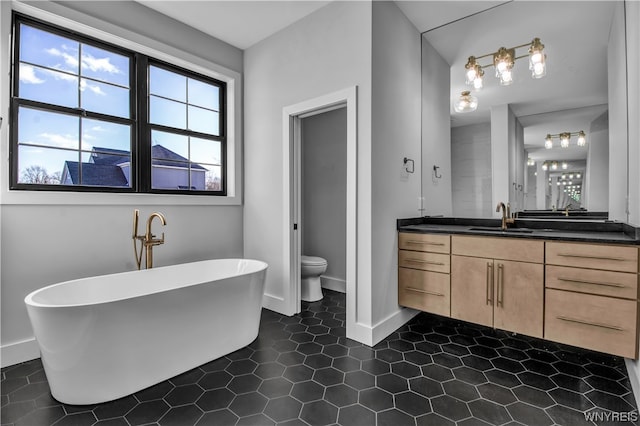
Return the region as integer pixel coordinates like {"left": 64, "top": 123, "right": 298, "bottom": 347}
{"left": 24, "top": 258, "right": 268, "bottom": 309}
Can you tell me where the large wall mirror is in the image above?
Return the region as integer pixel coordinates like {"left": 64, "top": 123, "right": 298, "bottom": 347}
{"left": 409, "top": 1, "right": 629, "bottom": 220}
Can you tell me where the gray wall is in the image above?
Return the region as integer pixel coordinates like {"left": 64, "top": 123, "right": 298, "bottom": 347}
{"left": 451, "top": 123, "right": 492, "bottom": 218}
{"left": 584, "top": 112, "right": 609, "bottom": 211}
{"left": 301, "top": 108, "right": 347, "bottom": 286}
{"left": 0, "top": 1, "right": 244, "bottom": 364}
{"left": 421, "top": 37, "right": 453, "bottom": 216}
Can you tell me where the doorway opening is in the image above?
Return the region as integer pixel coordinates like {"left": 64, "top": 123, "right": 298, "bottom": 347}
{"left": 282, "top": 87, "right": 357, "bottom": 337}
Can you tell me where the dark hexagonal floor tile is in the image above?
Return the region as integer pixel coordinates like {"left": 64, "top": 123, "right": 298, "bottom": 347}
{"left": 227, "top": 347, "right": 254, "bottom": 361}
{"left": 304, "top": 354, "right": 332, "bottom": 370}
{"left": 388, "top": 339, "right": 415, "bottom": 353}
{"left": 431, "top": 394, "right": 472, "bottom": 422}
{"left": 476, "top": 383, "right": 517, "bottom": 406}
{"left": 586, "top": 389, "right": 635, "bottom": 413}
{"left": 9, "top": 405, "right": 65, "bottom": 426}
{"left": 344, "top": 370, "right": 375, "bottom": 390}
{"left": 196, "top": 409, "right": 238, "bottom": 426}
{"left": 361, "top": 358, "right": 390, "bottom": 375}
{"left": 377, "top": 373, "right": 409, "bottom": 394}
{"left": 296, "top": 342, "right": 323, "bottom": 356}
{"left": 164, "top": 384, "right": 203, "bottom": 406}
{"left": 283, "top": 365, "right": 314, "bottom": 383}
{"left": 258, "top": 377, "right": 293, "bottom": 399}
{"left": 391, "top": 361, "right": 422, "bottom": 379}
{"left": 377, "top": 407, "right": 416, "bottom": 426}
{"left": 468, "top": 399, "right": 511, "bottom": 425}
{"left": 410, "top": 376, "right": 444, "bottom": 398}
{"left": 416, "top": 412, "right": 455, "bottom": 426}
{"left": 443, "top": 380, "right": 480, "bottom": 402}
{"left": 553, "top": 361, "right": 590, "bottom": 378}
{"left": 469, "top": 345, "right": 499, "bottom": 360}
{"left": 432, "top": 352, "right": 463, "bottom": 368}
{"left": 228, "top": 374, "right": 262, "bottom": 394}
{"left": 517, "top": 371, "right": 556, "bottom": 391}
{"left": 196, "top": 388, "right": 235, "bottom": 411}
{"left": 125, "top": 400, "right": 170, "bottom": 425}
{"left": 462, "top": 355, "right": 493, "bottom": 372}
{"left": 506, "top": 401, "right": 553, "bottom": 425}
{"left": 263, "top": 396, "right": 302, "bottom": 422}
{"left": 159, "top": 404, "right": 203, "bottom": 426}
{"left": 299, "top": 400, "right": 338, "bottom": 426}
{"left": 277, "top": 351, "right": 305, "bottom": 366}
{"left": 453, "top": 366, "right": 488, "bottom": 385}
{"left": 324, "top": 384, "right": 358, "bottom": 407}
{"left": 291, "top": 380, "right": 325, "bottom": 403}
{"left": 198, "top": 371, "right": 233, "bottom": 390}
{"left": 376, "top": 348, "right": 404, "bottom": 363}
{"left": 338, "top": 404, "right": 376, "bottom": 426}
{"left": 551, "top": 373, "right": 592, "bottom": 393}
{"left": 312, "top": 367, "right": 344, "bottom": 386}
{"left": 250, "top": 348, "right": 280, "bottom": 363}
{"left": 443, "top": 342, "right": 471, "bottom": 357}
{"left": 333, "top": 356, "right": 361, "bottom": 372}
{"left": 254, "top": 362, "right": 285, "bottom": 379}
{"left": 492, "top": 357, "right": 525, "bottom": 374}
{"left": 395, "top": 391, "right": 432, "bottom": 416}
{"left": 485, "top": 370, "right": 521, "bottom": 388}
{"left": 349, "top": 346, "right": 376, "bottom": 361}
{"left": 322, "top": 343, "right": 349, "bottom": 358}
{"left": 546, "top": 404, "right": 594, "bottom": 426}
{"left": 236, "top": 413, "right": 275, "bottom": 426}
{"left": 415, "top": 341, "right": 440, "bottom": 355}
{"left": 359, "top": 387, "right": 394, "bottom": 412}
{"left": 229, "top": 393, "right": 268, "bottom": 418}
{"left": 422, "top": 364, "right": 454, "bottom": 382}
{"left": 93, "top": 395, "right": 137, "bottom": 420}
{"left": 548, "top": 387, "right": 594, "bottom": 411}
{"left": 512, "top": 385, "right": 555, "bottom": 408}
{"left": 585, "top": 362, "right": 625, "bottom": 380}
{"left": 584, "top": 375, "right": 629, "bottom": 395}
{"left": 404, "top": 350, "right": 432, "bottom": 367}
{"left": 201, "top": 357, "right": 231, "bottom": 372}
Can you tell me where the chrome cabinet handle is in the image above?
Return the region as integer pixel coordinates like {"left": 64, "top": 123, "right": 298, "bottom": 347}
{"left": 557, "top": 315, "right": 624, "bottom": 331}
{"left": 557, "top": 253, "right": 627, "bottom": 262}
{"left": 486, "top": 262, "right": 494, "bottom": 305}
{"left": 406, "top": 287, "right": 445, "bottom": 297}
{"left": 497, "top": 263, "right": 504, "bottom": 308}
{"left": 557, "top": 277, "right": 626, "bottom": 288}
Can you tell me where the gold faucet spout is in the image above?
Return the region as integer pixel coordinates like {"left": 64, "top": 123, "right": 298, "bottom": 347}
{"left": 144, "top": 212, "right": 167, "bottom": 269}
{"left": 496, "top": 202, "right": 515, "bottom": 230}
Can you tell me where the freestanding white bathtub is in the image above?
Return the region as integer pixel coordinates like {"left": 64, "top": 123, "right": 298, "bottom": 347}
{"left": 24, "top": 258, "right": 267, "bottom": 405}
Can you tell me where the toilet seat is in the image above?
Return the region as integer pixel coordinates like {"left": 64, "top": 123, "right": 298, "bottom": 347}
{"left": 301, "top": 255, "right": 327, "bottom": 266}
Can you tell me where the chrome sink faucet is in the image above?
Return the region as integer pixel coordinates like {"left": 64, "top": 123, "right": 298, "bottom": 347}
{"left": 132, "top": 209, "right": 167, "bottom": 270}
{"left": 496, "top": 202, "right": 515, "bottom": 231}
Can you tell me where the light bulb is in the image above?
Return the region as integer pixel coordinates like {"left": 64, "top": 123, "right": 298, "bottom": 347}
{"left": 577, "top": 131, "right": 586, "bottom": 146}
{"left": 473, "top": 76, "right": 483, "bottom": 90}
{"left": 560, "top": 133, "right": 570, "bottom": 148}
{"left": 542, "top": 162, "right": 548, "bottom": 171}
{"left": 499, "top": 69, "right": 513, "bottom": 86}
{"left": 551, "top": 161, "right": 558, "bottom": 170}
{"left": 562, "top": 162, "right": 568, "bottom": 170}
{"left": 545, "top": 135, "right": 553, "bottom": 149}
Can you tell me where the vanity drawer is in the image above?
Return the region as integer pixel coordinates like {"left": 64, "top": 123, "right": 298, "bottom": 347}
{"left": 546, "top": 265, "right": 638, "bottom": 299}
{"left": 452, "top": 235, "right": 544, "bottom": 263}
{"left": 399, "top": 232, "right": 450, "bottom": 254}
{"left": 545, "top": 289, "right": 638, "bottom": 358}
{"left": 399, "top": 250, "right": 450, "bottom": 273}
{"left": 546, "top": 242, "right": 638, "bottom": 273}
{"left": 399, "top": 267, "right": 450, "bottom": 317}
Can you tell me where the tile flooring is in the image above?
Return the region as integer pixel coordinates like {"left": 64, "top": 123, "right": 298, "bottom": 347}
{"left": 1, "top": 289, "right": 638, "bottom": 425}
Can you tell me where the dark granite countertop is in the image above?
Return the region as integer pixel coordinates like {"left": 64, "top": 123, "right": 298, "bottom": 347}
{"left": 397, "top": 217, "right": 640, "bottom": 245}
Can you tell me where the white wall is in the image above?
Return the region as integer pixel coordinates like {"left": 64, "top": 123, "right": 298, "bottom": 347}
{"left": 0, "top": 1, "right": 244, "bottom": 366}
{"left": 490, "top": 104, "right": 514, "bottom": 215}
{"left": 243, "top": 1, "right": 374, "bottom": 330}
{"left": 301, "top": 108, "right": 347, "bottom": 289}
{"left": 627, "top": 0, "right": 640, "bottom": 227}
{"left": 370, "top": 1, "right": 422, "bottom": 332}
{"left": 451, "top": 123, "right": 492, "bottom": 217}
{"left": 421, "top": 37, "right": 453, "bottom": 216}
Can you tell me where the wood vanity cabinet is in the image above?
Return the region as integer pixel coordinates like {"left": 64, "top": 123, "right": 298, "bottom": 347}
{"left": 544, "top": 241, "right": 640, "bottom": 358}
{"left": 398, "top": 232, "right": 451, "bottom": 317}
{"left": 450, "top": 236, "right": 545, "bottom": 338}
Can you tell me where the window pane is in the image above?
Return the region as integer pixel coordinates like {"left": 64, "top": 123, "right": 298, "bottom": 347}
{"left": 81, "top": 44, "right": 129, "bottom": 87}
{"left": 149, "top": 66, "right": 186, "bottom": 102}
{"left": 18, "top": 146, "right": 76, "bottom": 185}
{"left": 190, "top": 137, "right": 221, "bottom": 165}
{"left": 151, "top": 130, "right": 188, "bottom": 160}
{"left": 188, "top": 78, "right": 219, "bottom": 110}
{"left": 82, "top": 118, "right": 131, "bottom": 152}
{"left": 150, "top": 96, "right": 186, "bottom": 129}
{"left": 20, "top": 24, "right": 79, "bottom": 74}
{"left": 81, "top": 78, "right": 130, "bottom": 118}
{"left": 205, "top": 166, "right": 222, "bottom": 191}
{"left": 188, "top": 105, "right": 219, "bottom": 135}
{"left": 18, "top": 107, "right": 79, "bottom": 150}
{"left": 80, "top": 152, "right": 131, "bottom": 187}
{"left": 19, "top": 64, "right": 78, "bottom": 108}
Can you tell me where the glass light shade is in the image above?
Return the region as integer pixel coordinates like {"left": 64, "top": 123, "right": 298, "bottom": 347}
{"left": 498, "top": 69, "right": 513, "bottom": 86}
{"left": 473, "top": 75, "right": 484, "bottom": 90}
{"left": 454, "top": 91, "right": 478, "bottom": 113}
{"left": 542, "top": 162, "right": 548, "bottom": 171}
{"left": 528, "top": 38, "right": 547, "bottom": 79}
{"left": 544, "top": 135, "right": 553, "bottom": 149}
{"left": 560, "top": 133, "right": 570, "bottom": 148}
{"left": 576, "top": 173, "right": 581, "bottom": 179}
{"left": 562, "top": 162, "right": 568, "bottom": 170}
{"left": 465, "top": 56, "right": 478, "bottom": 85}
{"left": 551, "top": 161, "right": 558, "bottom": 170}
{"left": 577, "top": 131, "right": 586, "bottom": 146}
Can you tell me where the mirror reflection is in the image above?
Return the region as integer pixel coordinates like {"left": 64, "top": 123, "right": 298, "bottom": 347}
{"left": 420, "top": 1, "right": 627, "bottom": 220}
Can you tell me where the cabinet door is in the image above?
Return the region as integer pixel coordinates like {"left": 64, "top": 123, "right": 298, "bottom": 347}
{"left": 451, "top": 255, "right": 494, "bottom": 327}
{"left": 493, "top": 260, "right": 544, "bottom": 338}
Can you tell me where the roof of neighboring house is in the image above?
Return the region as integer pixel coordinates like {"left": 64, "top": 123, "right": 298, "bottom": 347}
{"left": 90, "top": 145, "right": 207, "bottom": 170}
{"left": 63, "top": 161, "right": 129, "bottom": 187}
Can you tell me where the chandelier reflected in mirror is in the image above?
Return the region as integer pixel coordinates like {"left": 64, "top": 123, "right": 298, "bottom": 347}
{"left": 465, "top": 38, "right": 546, "bottom": 89}
{"left": 544, "top": 130, "right": 587, "bottom": 149}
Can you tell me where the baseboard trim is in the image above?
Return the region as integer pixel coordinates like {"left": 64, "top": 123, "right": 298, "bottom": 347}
{"left": 321, "top": 275, "right": 346, "bottom": 293}
{"left": 624, "top": 358, "right": 640, "bottom": 410}
{"left": 371, "top": 307, "right": 420, "bottom": 346}
{"left": 1, "top": 338, "right": 40, "bottom": 368}
{"left": 262, "top": 293, "right": 293, "bottom": 316}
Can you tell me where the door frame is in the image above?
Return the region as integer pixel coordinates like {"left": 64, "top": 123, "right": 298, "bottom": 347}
{"left": 282, "top": 86, "right": 357, "bottom": 317}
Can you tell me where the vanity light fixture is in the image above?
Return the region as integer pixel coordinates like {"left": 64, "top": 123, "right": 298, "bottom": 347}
{"left": 527, "top": 157, "right": 535, "bottom": 166}
{"left": 542, "top": 161, "right": 548, "bottom": 171}
{"left": 454, "top": 91, "right": 478, "bottom": 113}
{"left": 544, "top": 130, "right": 587, "bottom": 149}
{"left": 551, "top": 161, "right": 558, "bottom": 170}
{"left": 562, "top": 162, "right": 568, "bottom": 170}
{"left": 464, "top": 38, "right": 546, "bottom": 90}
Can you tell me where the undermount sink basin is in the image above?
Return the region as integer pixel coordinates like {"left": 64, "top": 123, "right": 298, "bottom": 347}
{"left": 468, "top": 227, "right": 534, "bottom": 234}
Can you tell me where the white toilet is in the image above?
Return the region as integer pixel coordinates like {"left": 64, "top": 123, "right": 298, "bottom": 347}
{"left": 301, "top": 255, "right": 327, "bottom": 302}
